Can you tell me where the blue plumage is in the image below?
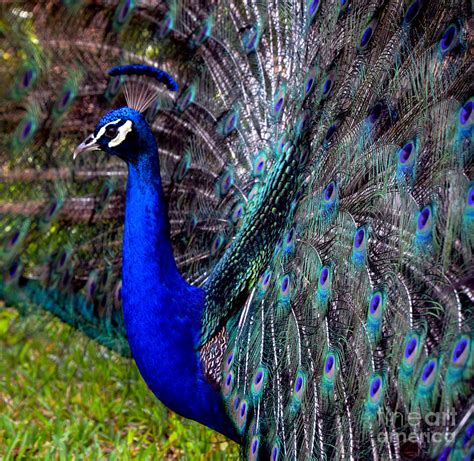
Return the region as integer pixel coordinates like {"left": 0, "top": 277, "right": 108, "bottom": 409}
{"left": 108, "top": 64, "right": 179, "bottom": 92}
{"left": 1, "top": 1, "right": 473, "bottom": 459}
{"left": 91, "top": 106, "right": 236, "bottom": 440}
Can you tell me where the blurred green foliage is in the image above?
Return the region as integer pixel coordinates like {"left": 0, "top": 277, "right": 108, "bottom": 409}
{"left": 0, "top": 306, "right": 240, "bottom": 460}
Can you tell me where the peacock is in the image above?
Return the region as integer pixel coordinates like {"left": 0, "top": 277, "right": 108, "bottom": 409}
{"left": 1, "top": 0, "right": 473, "bottom": 459}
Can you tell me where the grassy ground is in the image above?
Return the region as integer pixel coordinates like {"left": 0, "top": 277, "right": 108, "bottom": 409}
{"left": 0, "top": 306, "right": 240, "bottom": 460}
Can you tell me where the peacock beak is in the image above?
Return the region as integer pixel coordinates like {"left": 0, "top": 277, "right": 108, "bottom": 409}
{"left": 73, "top": 134, "right": 100, "bottom": 160}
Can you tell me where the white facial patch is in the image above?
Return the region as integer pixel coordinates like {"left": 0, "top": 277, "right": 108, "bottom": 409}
{"left": 95, "top": 119, "right": 121, "bottom": 141}
{"left": 108, "top": 120, "right": 133, "bottom": 147}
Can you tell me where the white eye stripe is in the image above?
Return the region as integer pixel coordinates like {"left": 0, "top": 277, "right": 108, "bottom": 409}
{"left": 108, "top": 120, "right": 133, "bottom": 147}
{"left": 94, "top": 119, "right": 133, "bottom": 148}
{"left": 96, "top": 119, "right": 121, "bottom": 141}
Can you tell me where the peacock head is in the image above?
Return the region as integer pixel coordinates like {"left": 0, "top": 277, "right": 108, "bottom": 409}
{"left": 73, "top": 107, "right": 156, "bottom": 163}
{"left": 73, "top": 64, "right": 178, "bottom": 163}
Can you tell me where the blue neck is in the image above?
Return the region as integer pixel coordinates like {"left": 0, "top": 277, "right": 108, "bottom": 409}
{"left": 121, "top": 142, "right": 236, "bottom": 441}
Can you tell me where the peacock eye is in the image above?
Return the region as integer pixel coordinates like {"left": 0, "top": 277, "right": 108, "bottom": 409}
{"left": 104, "top": 125, "right": 119, "bottom": 138}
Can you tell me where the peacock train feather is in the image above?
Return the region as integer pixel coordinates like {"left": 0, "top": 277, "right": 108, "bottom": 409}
{"left": 0, "top": 0, "right": 473, "bottom": 459}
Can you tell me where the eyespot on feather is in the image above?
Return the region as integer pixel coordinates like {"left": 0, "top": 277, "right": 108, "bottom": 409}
{"left": 306, "top": 0, "right": 321, "bottom": 22}
{"left": 278, "top": 274, "right": 291, "bottom": 302}
{"left": 177, "top": 85, "right": 196, "bottom": 112}
{"left": 291, "top": 369, "right": 308, "bottom": 411}
{"left": 357, "top": 18, "right": 378, "bottom": 52}
{"left": 303, "top": 67, "right": 317, "bottom": 98}
{"left": 248, "top": 434, "right": 260, "bottom": 460}
{"left": 439, "top": 23, "right": 460, "bottom": 54}
{"left": 415, "top": 205, "right": 434, "bottom": 246}
{"left": 190, "top": 16, "right": 213, "bottom": 48}
{"left": 272, "top": 84, "right": 287, "bottom": 120}
{"left": 155, "top": 11, "right": 174, "bottom": 40}
{"left": 242, "top": 24, "right": 261, "bottom": 53}
{"left": 352, "top": 226, "right": 369, "bottom": 265}
{"left": 251, "top": 366, "right": 268, "bottom": 399}
{"left": 399, "top": 332, "right": 424, "bottom": 379}
{"left": 322, "top": 351, "right": 339, "bottom": 395}
{"left": 222, "top": 370, "right": 234, "bottom": 399}
{"left": 259, "top": 270, "right": 272, "bottom": 293}
{"left": 113, "top": 0, "right": 135, "bottom": 31}
{"left": 210, "top": 233, "right": 226, "bottom": 257}
{"left": 403, "top": 0, "right": 422, "bottom": 26}
{"left": 252, "top": 151, "right": 267, "bottom": 177}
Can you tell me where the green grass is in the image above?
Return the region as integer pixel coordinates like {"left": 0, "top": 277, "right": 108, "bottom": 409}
{"left": 0, "top": 306, "right": 240, "bottom": 460}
